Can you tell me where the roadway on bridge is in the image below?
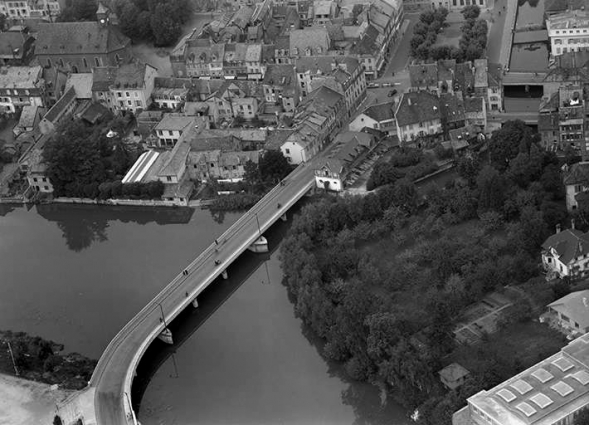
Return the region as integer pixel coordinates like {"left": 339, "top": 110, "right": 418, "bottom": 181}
{"left": 91, "top": 161, "right": 317, "bottom": 425}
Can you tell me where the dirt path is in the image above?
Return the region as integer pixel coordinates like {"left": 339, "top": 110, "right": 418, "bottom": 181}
{"left": 0, "top": 374, "right": 72, "bottom": 425}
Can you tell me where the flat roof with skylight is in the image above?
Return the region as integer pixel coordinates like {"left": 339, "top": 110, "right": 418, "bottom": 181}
{"left": 465, "top": 334, "right": 589, "bottom": 425}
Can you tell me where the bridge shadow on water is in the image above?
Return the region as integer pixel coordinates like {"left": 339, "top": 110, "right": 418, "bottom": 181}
{"left": 130, "top": 203, "right": 300, "bottom": 413}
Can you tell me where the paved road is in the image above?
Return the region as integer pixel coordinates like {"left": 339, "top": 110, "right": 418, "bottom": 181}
{"left": 91, "top": 162, "right": 317, "bottom": 425}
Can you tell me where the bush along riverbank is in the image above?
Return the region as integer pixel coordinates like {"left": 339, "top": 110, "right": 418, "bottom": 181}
{"left": 0, "top": 331, "right": 96, "bottom": 390}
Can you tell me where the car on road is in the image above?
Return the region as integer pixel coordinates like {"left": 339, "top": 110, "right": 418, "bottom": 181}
{"left": 382, "top": 82, "right": 393, "bottom": 87}
{"left": 367, "top": 82, "right": 381, "bottom": 88}
{"left": 388, "top": 89, "right": 397, "bottom": 97}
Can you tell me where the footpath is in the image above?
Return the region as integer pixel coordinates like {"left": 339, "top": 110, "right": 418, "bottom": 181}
{"left": 499, "top": 0, "right": 518, "bottom": 67}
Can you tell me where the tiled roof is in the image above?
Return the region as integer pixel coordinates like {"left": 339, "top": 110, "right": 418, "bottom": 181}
{"left": 275, "top": 35, "right": 290, "bottom": 51}
{"left": 159, "top": 140, "right": 190, "bottom": 177}
{"left": 303, "top": 84, "right": 343, "bottom": 108}
{"left": 438, "top": 59, "right": 457, "bottom": 81}
{"left": 350, "top": 24, "right": 380, "bottom": 56}
{"left": 546, "top": 0, "right": 589, "bottom": 13}
{"left": 440, "top": 93, "right": 465, "bottom": 123}
{"left": 295, "top": 55, "right": 359, "bottom": 75}
{"left": 263, "top": 64, "right": 296, "bottom": 87}
{"left": 65, "top": 73, "right": 94, "bottom": 99}
{"left": 188, "top": 135, "right": 240, "bottom": 152}
{"left": 18, "top": 105, "right": 40, "bottom": 128}
{"left": 439, "top": 363, "right": 469, "bottom": 382}
{"left": 362, "top": 102, "right": 394, "bottom": 122}
{"left": 36, "top": 22, "right": 129, "bottom": 55}
{"left": 155, "top": 114, "right": 195, "bottom": 132}
{"left": 409, "top": 63, "right": 438, "bottom": 88}
{"left": 474, "top": 59, "right": 488, "bottom": 88}
{"left": 464, "top": 97, "right": 484, "bottom": 113}
{"left": 542, "top": 228, "right": 589, "bottom": 264}
{"left": 0, "top": 65, "right": 41, "bottom": 89}
{"left": 113, "top": 62, "right": 151, "bottom": 88}
{"left": 91, "top": 66, "right": 117, "bottom": 91}
{"left": 43, "top": 87, "right": 76, "bottom": 123}
{"left": 548, "top": 290, "right": 589, "bottom": 330}
{"left": 264, "top": 129, "right": 295, "bottom": 149}
{"left": 0, "top": 31, "right": 28, "bottom": 58}
{"left": 538, "top": 111, "right": 560, "bottom": 132}
{"left": 395, "top": 91, "right": 441, "bottom": 127}
{"left": 289, "top": 27, "right": 330, "bottom": 54}
{"left": 563, "top": 161, "right": 589, "bottom": 185}
{"left": 245, "top": 43, "right": 262, "bottom": 62}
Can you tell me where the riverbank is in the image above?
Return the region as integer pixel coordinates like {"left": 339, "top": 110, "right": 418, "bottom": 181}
{"left": 0, "top": 373, "right": 72, "bottom": 425}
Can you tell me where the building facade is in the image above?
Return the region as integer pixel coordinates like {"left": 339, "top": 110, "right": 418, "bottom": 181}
{"left": 0, "top": 65, "right": 44, "bottom": 113}
{"left": 547, "top": 10, "right": 589, "bottom": 56}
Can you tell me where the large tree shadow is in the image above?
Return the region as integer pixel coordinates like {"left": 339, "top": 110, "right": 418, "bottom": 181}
{"left": 36, "top": 204, "right": 194, "bottom": 251}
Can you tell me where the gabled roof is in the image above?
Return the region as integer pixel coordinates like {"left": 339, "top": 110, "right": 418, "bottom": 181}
{"left": 563, "top": 161, "right": 589, "bottom": 185}
{"left": 362, "top": 102, "right": 395, "bottom": 122}
{"left": 36, "top": 22, "right": 129, "bottom": 56}
{"left": 548, "top": 290, "right": 589, "bottom": 330}
{"left": 395, "top": 91, "right": 441, "bottom": 127}
{"left": 0, "top": 65, "right": 42, "bottom": 89}
{"left": 542, "top": 228, "right": 589, "bottom": 264}
{"left": 159, "top": 140, "right": 190, "bottom": 177}
{"left": 548, "top": 9, "right": 589, "bottom": 30}
{"left": 91, "top": 66, "right": 117, "bottom": 91}
{"left": 43, "top": 87, "right": 76, "bottom": 123}
{"left": 65, "top": 73, "right": 94, "bottom": 99}
{"left": 409, "top": 63, "right": 438, "bottom": 88}
{"left": 0, "top": 31, "right": 29, "bottom": 59}
{"left": 155, "top": 114, "right": 195, "bottom": 132}
{"left": 289, "top": 27, "right": 330, "bottom": 54}
{"left": 350, "top": 24, "right": 380, "bottom": 56}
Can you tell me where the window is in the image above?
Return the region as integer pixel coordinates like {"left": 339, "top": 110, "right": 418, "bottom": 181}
{"left": 117, "top": 92, "right": 122, "bottom": 98}
{"left": 33, "top": 177, "right": 37, "bottom": 182}
{"left": 125, "top": 92, "right": 130, "bottom": 97}
{"left": 168, "top": 130, "right": 173, "bottom": 136}
{"left": 127, "top": 100, "right": 132, "bottom": 105}
{"left": 47, "top": 58, "right": 52, "bottom": 67}
{"left": 166, "top": 176, "right": 172, "bottom": 182}
{"left": 285, "top": 148, "right": 290, "bottom": 154}
{"left": 42, "top": 177, "right": 46, "bottom": 182}
{"left": 135, "top": 100, "right": 142, "bottom": 107}
{"left": 44, "top": 186, "right": 49, "bottom": 191}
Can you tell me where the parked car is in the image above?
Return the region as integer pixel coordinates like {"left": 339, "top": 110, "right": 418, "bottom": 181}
{"left": 382, "top": 82, "right": 393, "bottom": 87}
{"left": 388, "top": 89, "right": 397, "bottom": 97}
{"left": 367, "top": 82, "right": 381, "bottom": 88}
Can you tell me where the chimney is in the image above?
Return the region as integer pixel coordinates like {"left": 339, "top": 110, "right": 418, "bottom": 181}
{"left": 572, "top": 218, "right": 576, "bottom": 230}
{"left": 556, "top": 224, "right": 562, "bottom": 234}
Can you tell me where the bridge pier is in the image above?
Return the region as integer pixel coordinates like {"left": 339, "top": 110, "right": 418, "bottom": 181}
{"left": 222, "top": 270, "right": 229, "bottom": 280}
{"left": 247, "top": 236, "right": 269, "bottom": 253}
{"left": 280, "top": 213, "right": 287, "bottom": 222}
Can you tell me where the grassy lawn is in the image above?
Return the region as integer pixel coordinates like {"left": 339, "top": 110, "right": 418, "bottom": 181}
{"left": 452, "top": 321, "right": 566, "bottom": 373}
{"left": 435, "top": 22, "right": 462, "bottom": 48}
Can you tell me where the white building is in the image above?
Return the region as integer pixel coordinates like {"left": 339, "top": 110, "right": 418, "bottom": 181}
{"left": 92, "top": 62, "right": 158, "bottom": 114}
{"left": 349, "top": 102, "right": 396, "bottom": 135}
{"left": 547, "top": 10, "right": 589, "bottom": 56}
{"left": 395, "top": 91, "right": 442, "bottom": 143}
{"left": 0, "top": 0, "right": 60, "bottom": 20}
{"left": 0, "top": 65, "right": 44, "bottom": 113}
{"left": 453, "top": 333, "right": 589, "bottom": 425}
{"left": 541, "top": 224, "right": 589, "bottom": 279}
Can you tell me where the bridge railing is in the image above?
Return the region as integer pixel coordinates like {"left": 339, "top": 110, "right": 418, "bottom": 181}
{"left": 91, "top": 163, "right": 309, "bottom": 386}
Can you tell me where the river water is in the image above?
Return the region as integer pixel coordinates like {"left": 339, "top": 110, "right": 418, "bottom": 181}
{"left": 0, "top": 204, "right": 410, "bottom": 425}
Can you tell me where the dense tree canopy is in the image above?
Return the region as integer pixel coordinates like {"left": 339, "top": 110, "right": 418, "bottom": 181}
{"left": 58, "top": 0, "right": 97, "bottom": 22}
{"left": 258, "top": 150, "right": 292, "bottom": 183}
{"left": 280, "top": 120, "right": 569, "bottom": 424}
{"left": 43, "top": 119, "right": 138, "bottom": 198}
{"left": 112, "top": 0, "right": 192, "bottom": 46}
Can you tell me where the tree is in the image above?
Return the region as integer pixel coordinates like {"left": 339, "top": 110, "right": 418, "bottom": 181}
{"left": 461, "top": 4, "right": 480, "bottom": 19}
{"left": 243, "top": 160, "right": 261, "bottom": 186}
{"left": 259, "top": 150, "right": 291, "bottom": 183}
{"left": 43, "top": 121, "right": 105, "bottom": 196}
{"left": 477, "top": 165, "right": 506, "bottom": 214}
{"left": 58, "top": 0, "right": 97, "bottom": 21}
{"left": 489, "top": 120, "right": 535, "bottom": 171}
{"left": 150, "top": 4, "right": 182, "bottom": 46}
{"left": 574, "top": 407, "right": 589, "bottom": 425}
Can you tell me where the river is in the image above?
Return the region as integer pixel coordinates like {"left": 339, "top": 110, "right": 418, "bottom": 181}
{"left": 0, "top": 203, "right": 410, "bottom": 425}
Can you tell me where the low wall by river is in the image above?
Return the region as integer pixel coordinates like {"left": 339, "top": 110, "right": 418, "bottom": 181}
{"left": 0, "top": 196, "right": 213, "bottom": 208}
